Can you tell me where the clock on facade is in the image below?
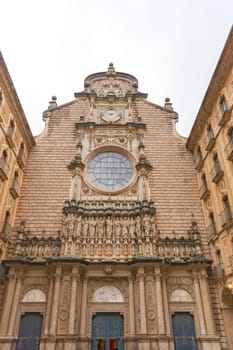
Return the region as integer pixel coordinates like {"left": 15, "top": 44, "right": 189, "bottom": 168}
{"left": 102, "top": 109, "right": 120, "bottom": 123}
{"left": 87, "top": 151, "right": 133, "bottom": 191}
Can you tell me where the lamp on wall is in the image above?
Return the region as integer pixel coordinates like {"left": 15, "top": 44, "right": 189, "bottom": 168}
{"left": 227, "top": 282, "right": 233, "bottom": 293}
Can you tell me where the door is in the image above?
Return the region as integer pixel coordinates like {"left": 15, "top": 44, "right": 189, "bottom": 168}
{"left": 172, "top": 313, "right": 197, "bottom": 350}
{"left": 92, "top": 313, "right": 124, "bottom": 350}
{"left": 15, "top": 313, "right": 43, "bottom": 350}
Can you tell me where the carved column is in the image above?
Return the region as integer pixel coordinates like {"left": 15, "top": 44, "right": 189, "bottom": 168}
{"left": 137, "top": 266, "right": 147, "bottom": 333}
{"left": 68, "top": 265, "right": 79, "bottom": 334}
{"left": 199, "top": 269, "right": 215, "bottom": 334}
{"left": 7, "top": 271, "right": 23, "bottom": 335}
{"left": 50, "top": 266, "right": 62, "bottom": 335}
{"left": 128, "top": 273, "right": 135, "bottom": 335}
{"left": 44, "top": 271, "right": 54, "bottom": 335}
{"left": 80, "top": 276, "right": 88, "bottom": 335}
{"left": 0, "top": 268, "right": 17, "bottom": 334}
{"left": 154, "top": 267, "right": 165, "bottom": 334}
{"left": 192, "top": 271, "right": 207, "bottom": 334}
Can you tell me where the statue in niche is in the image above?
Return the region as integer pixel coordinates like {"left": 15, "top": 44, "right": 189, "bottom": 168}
{"left": 135, "top": 216, "right": 142, "bottom": 237}
{"left": 106, "top": 216, "right": 113, "bottom": 239}
{"left": 138, "top": 168, "right": 150, "bottom": 201}
{"left": 129, "top": 217, "right": 136, "bottom": 238}
{"left": 143, "top": 215, "right": 151, "bottom": 237}
{"left": 114, "top": 219, "right": 122, "bottom": 240}
{"left": 83, "top": 217, "right": 89, "bottom": 238}
{"left": 75, "top": 216, "right": 82, "bottom": 238}
{"left": 96, "top": 217, "right": 105, "bottom": 238}
{"left": 122, "top": 217, "right": 128, "bottom": 239}
{"left": 89, "top": 217, "right": 96, "bottom": 239}
{"left": 70, "top": 169, "right": 82, "bottom": 201}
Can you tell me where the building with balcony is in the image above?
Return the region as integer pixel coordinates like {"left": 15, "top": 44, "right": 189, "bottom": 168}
{"left": 0, "top": 52, "right": 35, "bottom": 260}
{"left": 187, "top": 26, "right": 233, "bottom": 348}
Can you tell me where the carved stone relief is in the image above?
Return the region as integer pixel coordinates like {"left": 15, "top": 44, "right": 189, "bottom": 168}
{"left": 23, "top": 288, "right": 46, "bottom": 302}
{"left": 88, "top": 278, "right": 128, "bottom": 303}
{"left": 145, "top": 276, "right": 157, "bottom": 333}
{"left": 58, "top": 276, "right": 71, "bottom": 334}
{"left": 93, "top": 286, "right": 124, "bottom": 302}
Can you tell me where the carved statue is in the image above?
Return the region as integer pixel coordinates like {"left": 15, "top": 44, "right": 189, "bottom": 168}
{"left": 96, "top": 217, "right": 105, "bottom": 238}
{"left": 135, "top": 216, "right": 142, "bottom": 237}
{"left": 106, "top": 216, "right": 113, "bottom": 239}
{"left": 83, "top": 217, "right": 89, "bottom": 238}
{"left": 89, "top": 217, "right": 96, "bottom": 239}
{"left": 129, "top": 217, "right": 136, "bottom": 238}
{"left": 75, "top": 216, "right": 82, "bottom": 238}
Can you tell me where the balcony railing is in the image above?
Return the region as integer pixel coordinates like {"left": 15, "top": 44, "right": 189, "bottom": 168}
{"left": 220, "top": 206, "right": 233, "bottom": 227}
{"left": 0, "top": 222, "right": 13, "bottom": 241}
{"left": 0, "top": 158, "right": 10, "bottom": 181}
{"left": 199, "top": 182, "right": 210, "bottom": 200}
{"left": 212, "top": 263, "right": 225, "bottom": 280}
{"left": 10, "top": 178, "right": 20, "bottom": 198}
{"left": 224, "top": 139, "right": 233, "bottom": 161}
{"left": 205, "top": 131, "right": 215, "bottom": 151}
{"left": 206, "top": 222, "right": 217, "bottom": 240}
{"left": 195, "top": 153, "right": 204, "bottom": 170}
{"left": 216, "top": 101, "right": 232, "bottom": 127}
{"left": 210, "top": 162, "right": 224, "bottom": 183}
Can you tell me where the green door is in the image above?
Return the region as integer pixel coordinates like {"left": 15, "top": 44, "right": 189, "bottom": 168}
{"left": 92, "top": 313, "right": 124, "bottom": 350}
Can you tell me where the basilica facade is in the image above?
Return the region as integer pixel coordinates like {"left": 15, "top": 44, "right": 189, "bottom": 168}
{"left": 0, "top": 27, "right": 233, "bottom": 350}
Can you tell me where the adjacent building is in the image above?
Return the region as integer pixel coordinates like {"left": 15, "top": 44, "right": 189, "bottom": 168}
{"left": 0, "top": 28, "right": 232, "bottom": 350}
{"left": 187, "top": 26, "right": 233, "bottom": 348}
{"left": 0, "top": 52, "right": 35, "bottom": 260}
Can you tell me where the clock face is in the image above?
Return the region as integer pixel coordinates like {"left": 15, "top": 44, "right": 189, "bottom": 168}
{"left": 102, "top": 109, "right": 119, "bottom": 122}
{"left": 87, "top": 152, "right": 133, "bottom": 191}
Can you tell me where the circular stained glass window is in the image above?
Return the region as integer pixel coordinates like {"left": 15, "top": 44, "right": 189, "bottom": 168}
{"left": 87, "top": 152, "right": 133, "bottom": 191}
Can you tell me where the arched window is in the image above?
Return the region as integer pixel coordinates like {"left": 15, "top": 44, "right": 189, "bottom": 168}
{"left": 200, "top": 173, "right": 209, "bottom": 199}
{"left": 10, "top": 171, "right": 20, "bottom": 198}
{"left": 18, "top": 143, "right": 26, "bottom": 168}
{"left": 225, "top": 127, "right": 233, "bottom": 160}
{"left": 220, "top": 195, "right": 232, "bottom": 226}
{"left": 195, "top": 146, "right": 203, "bottom": 169}
{"left": 1, "top": 211, "right": 11, "bottom": 240}
{"left": 219, "top": 95, "right": 228, "bottom": 114}
{"left": 207, "top": 212, "right": 217, "bottom": 239}
{"left": 211, "top": 153, "right": 223, "bottom": 183}
{"left": 205, "top": 124, "right": 215, "bottom": 150}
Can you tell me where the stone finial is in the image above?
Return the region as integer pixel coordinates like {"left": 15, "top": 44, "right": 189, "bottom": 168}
{"left": 164, "top": 97, "right": 174, "bottom": 111}
{"left": 107, "top": 63, "right": 116, "bottom": 75}
{"left": 48, "top": 96, "right": 57, "bottom": 110}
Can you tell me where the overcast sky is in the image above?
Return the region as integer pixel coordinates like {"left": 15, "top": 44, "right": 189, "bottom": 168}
{"left": 1, "top": 0, "right": 232, "bottom": 137}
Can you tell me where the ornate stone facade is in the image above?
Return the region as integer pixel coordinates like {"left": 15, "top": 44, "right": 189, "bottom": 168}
{"left": 0, "top": 38, "right": 232, "bottom": 350}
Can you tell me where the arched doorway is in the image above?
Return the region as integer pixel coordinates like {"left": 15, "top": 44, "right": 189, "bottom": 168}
{"left": 91, "top": 313, "right": 124, "bottom": 350}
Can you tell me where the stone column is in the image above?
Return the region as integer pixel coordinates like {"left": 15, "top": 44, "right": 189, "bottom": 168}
{"left": 137, "top": 266, "right": 147, "bottom": 333}
{"left": 162, "top": 273, "right": 170, "bottom": 335}
{"left": 154, "top": 267, "right": 165, "bottom": 334}
{"left": 49, "top": 266, "right": 62, "bottom": 335}
{"left": 7, "top": 271, "right": 23, "bottom": 335}
{"left": 80, "top": 276, "right": 88, "bottom": 336}
{"left": 68, "top": 265, "right": 79, "bottom": 334}
{"left": 128, "top": 273, "right": 135, "bottom": 335}
{"left": 0, "top": 268, "right": 17, "bottom": 334}
{"left": 192, "top": 271, "right": 207, "bottom": 335}
{"left": 44, "top": 271, "right": 54, "bottom": 336}
{"left": 199, "top": 269, "right": 215, "bottom": 334}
